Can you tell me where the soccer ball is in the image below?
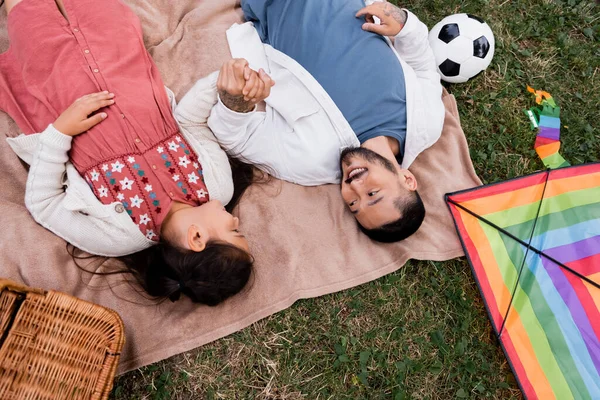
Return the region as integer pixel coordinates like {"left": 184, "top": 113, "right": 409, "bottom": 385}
{"left": 428, "top": 14, "right": 495, "bottom": 84}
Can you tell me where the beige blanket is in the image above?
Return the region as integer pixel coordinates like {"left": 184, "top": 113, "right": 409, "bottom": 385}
{"left": 0, "top": 0, "right": 481, "bottom": 374}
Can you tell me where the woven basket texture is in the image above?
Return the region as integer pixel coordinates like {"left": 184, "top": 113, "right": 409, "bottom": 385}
{"left": 0, "top": 279, "right": 124, "bottom": 400}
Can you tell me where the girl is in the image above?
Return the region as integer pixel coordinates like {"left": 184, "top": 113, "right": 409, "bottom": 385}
{"left": 0, "top": 0, "right": 268, "bottom": 305}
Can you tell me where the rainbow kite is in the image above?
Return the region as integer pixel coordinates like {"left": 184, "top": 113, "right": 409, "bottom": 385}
{"left": 446, "top": 89, "right": 600, "bottom": 399}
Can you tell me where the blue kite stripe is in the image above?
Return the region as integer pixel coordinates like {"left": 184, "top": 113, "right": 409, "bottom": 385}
{"left": 524, "top": 251, "right": 600, "bottom": 394}
{"left": 539, "top": 115, "right": 561, "bottom": 129}
{"left": 529, "top": 219, "right": 600, "bottom": 253}
{"left": 541, "top": 257, "right": 600, "bottom": 376}
{"left": 545, "top": 236, "right": 600, "bottom": 264}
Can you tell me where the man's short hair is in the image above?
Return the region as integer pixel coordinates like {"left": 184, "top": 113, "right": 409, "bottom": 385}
{"left": 359, "top": 191, "right": 425, "bottom": 243}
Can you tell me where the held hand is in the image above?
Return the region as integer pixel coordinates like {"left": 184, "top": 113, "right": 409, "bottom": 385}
{"left": 242, "top": 67, "right": 275, "bottom": 104}
{"left": 217, "top": 58, "right": 275, "bottom": 113}
{"left": 356, "top": 1, "right": 407, "bottom": 37}
{"left": 217, "top": 58, "right": 250, "bottom": 97}
{"left": 53, "top": 91, "right": 114, "bottom": 136}
{"left": 217, "top": 58, "right": 255, "bottom": 113}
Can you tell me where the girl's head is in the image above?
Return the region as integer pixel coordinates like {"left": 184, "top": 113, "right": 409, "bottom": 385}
{"left": 120, "top": 199, "right": 253, "bottom": 305}
{"left": 128, "top": 240, "right": 253, "bottom": 305}
{"left": 160, "top": 199, "right": 249, "bottom": 253}
{"left": 73, "top": 159, "right": 259, "bottom": 306}
{"left": 73, "top": 239, "right": 254, "bottom": 306}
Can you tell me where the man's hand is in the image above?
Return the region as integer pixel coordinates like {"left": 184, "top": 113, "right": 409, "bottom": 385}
{"left": 356, "top": 2, "right": 407, "bottom": 37}
{"left": 217, "top": 58, "right": 275, "bottom": 113}
{"left": 53, "top": 91, "right": 114, "bottom": 136}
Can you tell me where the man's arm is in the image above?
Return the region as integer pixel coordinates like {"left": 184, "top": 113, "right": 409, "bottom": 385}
{"left": 207, "top": 95, "right": 268, "bottom": 157}
{"left": 356, "top": 1, "right": 407, "bottom": 37}
{"left": 383, "top": 3, "right": 408, "bottom": 26}
{"left": 218, "top": 90, "right": 255, "bottom": 113}
{"left": 392, "top": 9, "right": 440, "bottom": 82}
{"left": 357, "top": 2, "right": 444, "bottom": 167}
{"left": 357, "top": 3, "right": 442, "bottom": 100}
{"left": 217, "top": 58, "right": 275, "bottom": 113}
{"left": 207, "top": 58, "right": 276, "bottom": 157}
{"left": 356, "top": 2, "right": 437, "bottom": 80}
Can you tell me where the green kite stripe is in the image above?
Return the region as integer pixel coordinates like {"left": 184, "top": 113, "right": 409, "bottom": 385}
{"left": 502, "top": 238, "right": 592, "bottom": 398}
{"left": 503, "top": 202, "right": 600, "bottom": 243}
{"left": 483, "top": 186, "right": 600, "bottom": 228}
{"left": 479, "top": 221, "right": 573, "bottom": 397}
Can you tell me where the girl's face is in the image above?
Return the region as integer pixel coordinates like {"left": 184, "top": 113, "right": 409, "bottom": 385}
{"left": 162, "top": 200, "right": 249, "bottom": 252}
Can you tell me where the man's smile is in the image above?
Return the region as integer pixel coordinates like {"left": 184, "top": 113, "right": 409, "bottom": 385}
{"left": 344, "top": 167, "right": 368, "bottom": 184}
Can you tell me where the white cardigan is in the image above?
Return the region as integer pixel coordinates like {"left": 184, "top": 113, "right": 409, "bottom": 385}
{"left": 207, "top": 9, "right": 445, "bottom": 186}
{"left": 6, "top": 85, "right": 234, "bottom": 257}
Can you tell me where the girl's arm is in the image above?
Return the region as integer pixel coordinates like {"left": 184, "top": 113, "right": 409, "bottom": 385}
{"left": 173, "top": 67, "right": 276, "bottom": 204}
{"left": 25, "top": 125, "right": 152, "bottom": 256}
{"left": 176, "top": 62, "right": 270, "bottom": 158}
{"left": 23, "top": 93, "right": 152, "bottom": 257}
{"left": 171, "top": 72, "right": 237, "bottom": 205}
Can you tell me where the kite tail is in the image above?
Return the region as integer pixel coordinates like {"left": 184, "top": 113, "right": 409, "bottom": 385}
{"left": 525, "top": 86, "right": 570, "bottom": 169}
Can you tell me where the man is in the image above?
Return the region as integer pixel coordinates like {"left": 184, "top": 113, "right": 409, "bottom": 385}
{"left": 204, "top": 0, "right": 445, "bottom": 242}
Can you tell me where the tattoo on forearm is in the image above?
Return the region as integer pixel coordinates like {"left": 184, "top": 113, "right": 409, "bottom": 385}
{"left": 219, "top": 90, "right": 254, "bottom": 113}
{"left": 384, "top": 3, "right": 407, "bottom": 25}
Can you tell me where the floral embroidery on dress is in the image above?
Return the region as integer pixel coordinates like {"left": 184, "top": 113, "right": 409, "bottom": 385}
{"left": 84, "top": 133, "right": 209, "bottom": 242}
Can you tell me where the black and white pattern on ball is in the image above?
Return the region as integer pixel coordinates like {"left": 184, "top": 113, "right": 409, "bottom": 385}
{"left": 438, "top": 23, "right": 460, "bottom": 43}
{"left": 439, "top": 59, "right": 461, "bottom": 77}
{"left": 428, "top": 13, "right": 496, "bottom": 83}
{"left": 473, "top": 36, "right": 491, "bottom": 59}
{"left": 467, "top": 14, "right": 485, "bottom": 23}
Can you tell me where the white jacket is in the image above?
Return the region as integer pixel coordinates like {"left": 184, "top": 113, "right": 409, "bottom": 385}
{"left": 207, "top": 9, "right": 445, "bottom": 186}
{"left": 6, "top": 86, "right": 234, "bottom": 257}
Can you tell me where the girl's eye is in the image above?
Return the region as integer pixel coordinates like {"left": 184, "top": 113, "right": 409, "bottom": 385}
{"left": 368, "top": 191, "right": 377, "bottom": 197}
{"left": 349, "top": 201, "right": 356, "bottom": 207}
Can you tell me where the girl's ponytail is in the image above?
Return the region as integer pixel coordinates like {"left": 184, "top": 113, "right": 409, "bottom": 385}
{"left": 121, "top": 240, "right": 254, "bottom": 306}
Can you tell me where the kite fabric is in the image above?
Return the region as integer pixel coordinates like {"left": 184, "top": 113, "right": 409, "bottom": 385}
{"left": 446, "top": 164, "right": 600, "bottom": 399}
{"left": 525, "top": 86, "right": 570, "bottom": 169}
{"left": 446, "top": 88, "right": 599, "bottom": 399}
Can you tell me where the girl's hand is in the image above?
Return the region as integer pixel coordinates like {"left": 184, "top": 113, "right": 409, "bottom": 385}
{"left": 53, "top": 91, "right": 115, "bottom": 136}
{"left": 242, "top": 67, "right": 275, "bottom": 104}
{"left": 356, "top": 1, "right": 407, "bottom": 37}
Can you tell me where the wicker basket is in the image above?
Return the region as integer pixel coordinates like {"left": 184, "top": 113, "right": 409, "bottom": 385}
{"left": 0, "top": 279, "right": 124, "bottom": 400}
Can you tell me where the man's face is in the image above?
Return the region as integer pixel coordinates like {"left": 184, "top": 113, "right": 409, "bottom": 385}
{"left": 339, "top": 147, "right": 417, "bottom": 230}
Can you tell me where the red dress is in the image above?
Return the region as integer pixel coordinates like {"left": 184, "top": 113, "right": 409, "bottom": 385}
{"left": 0, "top": 0, "right": 210, "bottom": 241}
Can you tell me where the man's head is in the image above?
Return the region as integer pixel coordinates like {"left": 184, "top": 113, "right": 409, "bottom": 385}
{"left": 340, "top": 147, "right": 425, "bottom": 243}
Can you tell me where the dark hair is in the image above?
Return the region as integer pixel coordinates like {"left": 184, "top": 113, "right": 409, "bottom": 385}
{"left": 119, "top": 240, "right": 253, "bottom": 305}
{"left": 227, "top": 157, "right": 258, "bottom": 212}
{"left": 226, "top": 154, "right": 272, "bottom": 213}
{"left": 70, "top": 156, "right": 259, "bottom": 306}
{"left": 358, "top": 190, "right": 425, "bottom": 243}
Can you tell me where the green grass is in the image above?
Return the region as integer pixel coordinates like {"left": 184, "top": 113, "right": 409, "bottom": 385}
{"left": 112, "top": 0, "right": 599, "bottom": 398}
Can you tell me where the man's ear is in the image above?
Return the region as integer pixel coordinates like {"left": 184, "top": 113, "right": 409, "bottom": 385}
{"left": 403, "top": 170, "right": 418, "bottom": 191}
{"left": 187, "top": 225, "right": 207, "bottom": 253}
